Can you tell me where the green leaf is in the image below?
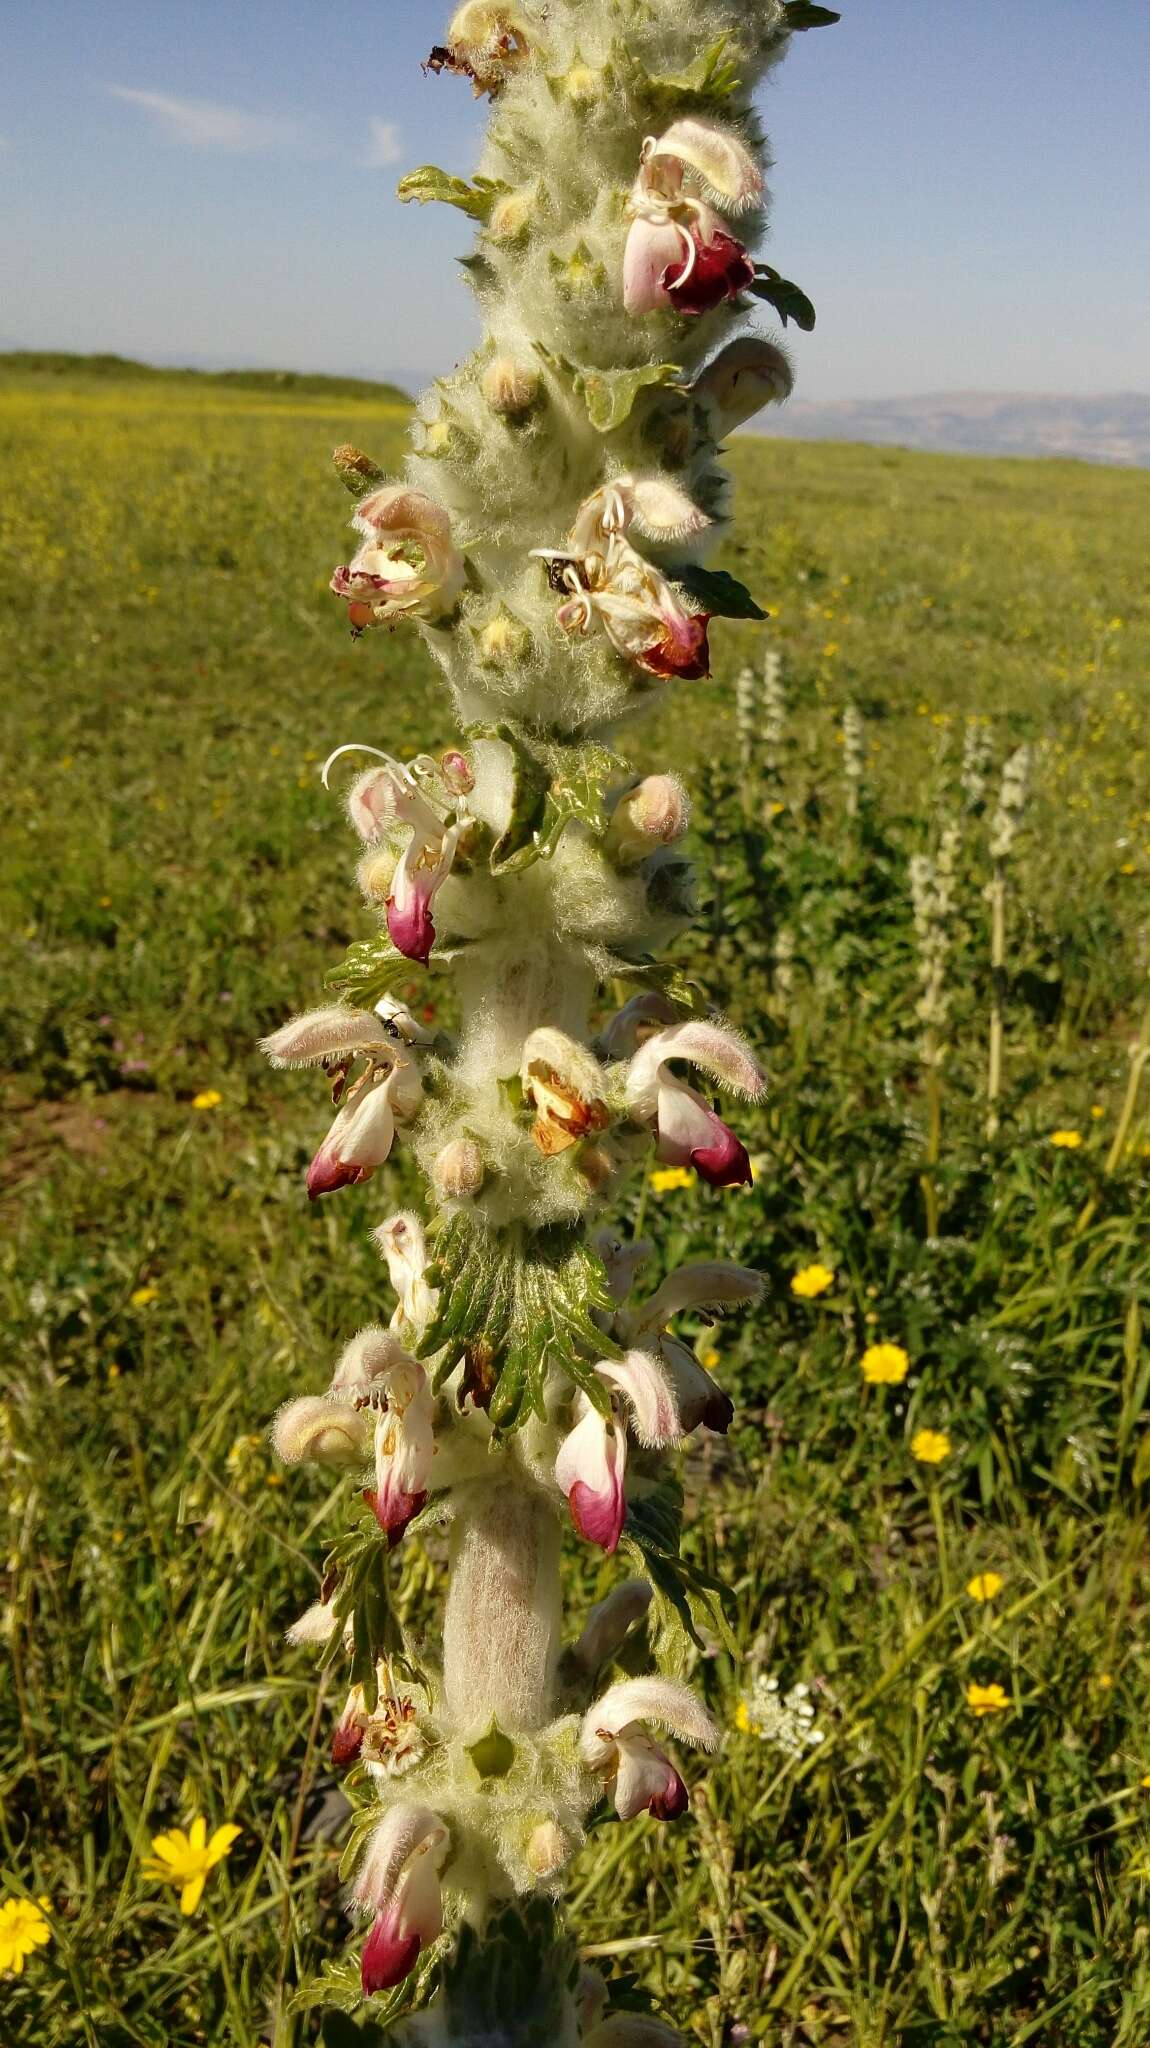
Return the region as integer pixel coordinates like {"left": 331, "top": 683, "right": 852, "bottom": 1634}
{"left": 747, "top": 265, "right": 817, "bottom": 332}
{"left": 783, "top": 2, "right": 842, "bottom": 28}
{"left": 534, "top": 743, "right": 629, "bottom": 860}
{"left": 614, "top": 37, "right": 741, "bottom": 113}
{"left": 469, "top": 727, "right": 626, "bottom": 875}
{"left": 665, "top": 563, "right": 769, "bottom": 621}
{"left": 467, "top": 1717, "right": 517, "bottom": 1779}
{"left": 416, "top": 1223, "right": 619, "bottom": 1436}
{"left": 288, "top": 1956, "right": 365, "bottom": 2017}
{"left": 324, "top": 936, "right": 413, "bottom": 1008}
{"left": 575, "top": 362, "right": 682, "bottom": 432}
{"left": 469, "top": 723, "right": 551, "bottom": 874}
{"left": 397, "top": 165, "right": 509, "bottom": 222}
{"left": 623, "top": 1474, "right": 737, "bottom": 1671}
{"left": 331, "top": 445, "right": 386, "bottom": 497}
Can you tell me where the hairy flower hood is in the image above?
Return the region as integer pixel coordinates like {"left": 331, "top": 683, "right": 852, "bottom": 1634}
{"left": 350, "top": 1805, "right": 449, "bottom": 1995}
{"left": 624, "top": 1020, "right": 764, "bottom": 1188}
{"left": 331, "top": 486, "right": 464, "bottom": 630}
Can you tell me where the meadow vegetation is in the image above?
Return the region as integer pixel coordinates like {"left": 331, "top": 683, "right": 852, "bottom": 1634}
{"left": 2, "top": 358, "right": 1150, "bottom": 2045}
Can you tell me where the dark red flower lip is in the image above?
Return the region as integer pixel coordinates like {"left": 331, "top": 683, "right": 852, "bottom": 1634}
{"left": 638, "top": 614, "right": 712, "bottom": 681}
{"left": 664, "top": 229, "right": 756, "bottom": 317}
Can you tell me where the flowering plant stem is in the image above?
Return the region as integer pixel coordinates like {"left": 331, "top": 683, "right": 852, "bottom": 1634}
{"left": 261, "top": 5, "right": 832, "bottom": 2040}
{"left": 985, "top": 862, "right": 1007, "bottom": 1140}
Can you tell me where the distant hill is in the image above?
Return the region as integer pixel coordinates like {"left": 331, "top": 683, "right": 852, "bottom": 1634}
{"left": 0, "top": 350, "right": 411, "bottom": 406}
{"left": 752, "top": 391, "right": 1150, "bottom": 467}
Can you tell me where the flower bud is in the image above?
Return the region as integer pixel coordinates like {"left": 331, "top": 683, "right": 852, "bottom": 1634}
{"left": 525, "top": 1818, "right": 572, "bottom": 1878}
{"left": 487, "top": 189, "right": 533, "bottom": 242}
{"left": 433, "top": 1136, "right": 486, "bottom": 1199}
{"left": 481, "top": 357, "right": 542, "bottom": 417}
{"left": 563, "top": 63, "right": 602, "bottom": 105}
{"left": 476, "top": 608, "right": 532, "bottom": 665}
{"left": 607, "top": 777, "right": 690, "bottom": 865}
{"left": 440, "top": 749, "right": 474, "bottom": 796}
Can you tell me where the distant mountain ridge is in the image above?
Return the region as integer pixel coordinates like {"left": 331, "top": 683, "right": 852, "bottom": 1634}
{"left": 753, "top": 390, "right": 1150, "bottom": 467}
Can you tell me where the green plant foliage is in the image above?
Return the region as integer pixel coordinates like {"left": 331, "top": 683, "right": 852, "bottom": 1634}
{"left": 623, "top": 1473, "right": 737, "bottom": 1667}
{"left": 435, "top": 1899, "right": 579, "bottom": 2043}
{"left": 667, "top": 563, "right": 769, "bottom": 619}
{"left": 471, "top": 724, "right": 627, "bottom": 873}
{"left": 419, "top": 1217, "right": 620, "bottom": 1431}
{"left": 577, "top": 361, "right": 684, "bottom": 432}
{"left": 748, "top": 264, "right": 818, "bottom": 329}
{"left": 323, "top": 936, "right": 413, "bottom": 1008}
{"left": 396, "top": 166, "right": 511, "bottom": 222}
{"left": 784, "top": 2, "right": 842, "bottom": 28}
{"left": 610, "top": 36, "right": 742, "bottom": 114}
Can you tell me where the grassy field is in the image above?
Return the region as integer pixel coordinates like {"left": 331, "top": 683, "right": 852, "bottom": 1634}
{"left": 2, "top": 358, "right": 1150, "bottom": 2047}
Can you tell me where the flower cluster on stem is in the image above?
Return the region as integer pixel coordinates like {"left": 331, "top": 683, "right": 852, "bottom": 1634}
{"left": 261, "top": 3, "right": 827, "bottom": 2039}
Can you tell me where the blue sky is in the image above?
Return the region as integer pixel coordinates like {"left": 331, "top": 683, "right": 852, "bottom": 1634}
{"left": 3, "top": 0, "right": 1147, "bottom": 399}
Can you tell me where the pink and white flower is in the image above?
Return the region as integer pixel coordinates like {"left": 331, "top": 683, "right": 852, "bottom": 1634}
{"left": 373, "top": 1211, "right": 437, "bottom": 1336}
{"left": 345, "top": 759, "right": 463, "bottom": 965}
{"left": 364, "top": 1357, "right": 436, "bottom": 1546}
{"left": 554, "top": 1352, "right": 681, "bottom": 1554}
{"left": 331, "top": 486, "right": 464, "bottom": 631}
{"left": 579, "top": 1677, "right": 718, "bottom": 1823}
{"left": 350, "top": 1805, "right": 449, "bottom": 1995}
{"left": 619, "top": 1260, "right": 763, "bottom": 1434}
{"left": 623, "top": 1020, "right": 764, "bottom": 1189}
{"left": 623, "top": 120, "right": 763, "bottom": 319}
{"left": 260, "top": 1006, "right": 423, "bottom": 1198}
{"left": 323, "top": 1324, "right": 436, "bottom": 1545}
{"left": 533, "top": 475, "right": 712, "bottom": 682}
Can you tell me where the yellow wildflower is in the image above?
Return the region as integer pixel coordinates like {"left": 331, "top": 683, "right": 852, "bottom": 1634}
{"left": 966, "top": 1572, "right": 1004, "bottom": 1602}
{"left": 1090, "top": 1105, "right": 1104, "bottom": 1119}
{"left": 734, "top": 1699, "right": 751, "bottom": 1732}
{"left": 966, "top": 1681, "right": 1010, "bottom": 1717}
{"left": 911, "top": 1428, "right": 951, "bottom": 1465}
{"left": 130, "top": 1285, "right": 159, "bottom": 1308}
{"left": 649, "top": 1166, "right": 693, "bottom": 1193}
{"left": 862, "top": 1342, "right": 909, "bottom": 1385}
{"left": 701, "top": 1349, "right": 720, "bottom": 1371}
{"left": 0, "top": 1896, "right": 52, "bottom": 1976}
{"left": 1141, "top": 1773, "right": 1150, "bottom": 1790}
{"left": 191, "top": 1089, "right": 222, "bottom": 1111}
{"left": 822, "top": 641, "right": 839, "bottom": 658}
{"left": 142, "top": 1817, "right": 241, "bottom": 1917}
{"left": 1050, "top": 1129, "right": 1082, "bottom": 1149}
{"left": 1097, "top": 1672, "right": 1113, "bottom": 1691}
{"left": 791, "top": 1263, "right": 835, "bottom": 1299}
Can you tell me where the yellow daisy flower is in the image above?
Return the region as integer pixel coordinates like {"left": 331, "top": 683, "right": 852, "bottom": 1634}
{"left": 791, "top": 1264, "right": 835, "bottom": 1299}
{"left": 911, "top": 1428, "right": 951, "bottom": 1465}
{"left": 191, "top": 1089, "right": 223, "bottom": 1111}
{"left": 861, "top": 1342, "right": 909, "bottom": 1385}
{"left": 0, "top": 1896, "right": 52, "bottom": 1976}
{"left": 142, "top": 1817, "right": 241, "bottom": 1917}
{"left": 966, "top": 1681, "right": 1010, "bottom": 1717}
{"left": 1049, "top": 1129, "right": 1083, "bottom": 1149}
{"left": 648, "top": 1166, "right": 694, "bottom": 1193}
{"left": 966, "top": 1572, "right": 1004, "bottom": 1602}
{"left": 130, "top": 1285, "right": 159, "bottom": 1308}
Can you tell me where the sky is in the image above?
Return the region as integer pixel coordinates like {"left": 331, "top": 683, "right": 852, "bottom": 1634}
{"left": 2, "top": 0, "right": 1148, "bottom": 401}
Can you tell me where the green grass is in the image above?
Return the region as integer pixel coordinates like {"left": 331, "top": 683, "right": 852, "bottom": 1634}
{"left": 2, "top": 360, "right": 1150, "bottom": 2046}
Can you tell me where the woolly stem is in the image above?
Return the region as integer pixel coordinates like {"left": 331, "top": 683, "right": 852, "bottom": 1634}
{"left": 443, "top": 1482, "right": 562, "bottom": 1734}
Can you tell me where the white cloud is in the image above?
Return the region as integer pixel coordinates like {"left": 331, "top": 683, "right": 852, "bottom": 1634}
{"left": 107, "top": 86, "right": 310, "bottom": 155}
{"left": 362, "top": 119, "right": 402, "bottom": 169}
